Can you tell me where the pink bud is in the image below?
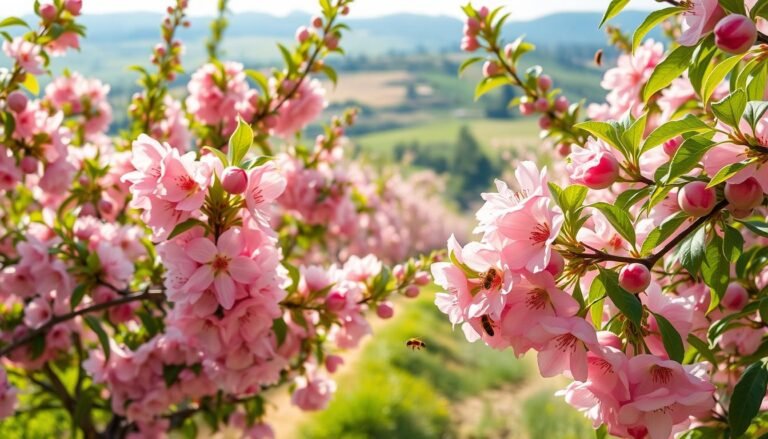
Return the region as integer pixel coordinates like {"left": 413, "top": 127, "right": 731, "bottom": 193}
{"left": 538, "top": 116, "right": 551, "bottom": 130}
{"left": 678, "top": 181, "right": 716, "bottom": 217}
{"left": 296, "top": 26, "right": 310, "bottom": 43}
{"left": 325, "top": 355, "right": 344, "bottom": 373}
{"left": 725, "top": 177, "right": 763, "bottom": 210}
{"left": 729, "top": 207, "right": 752, "bottom": 218}
{"left": 554, "top": 95, "right": 569, "bottom": 112}
{"left": 465, "top": 17, "right": 481, "bottom": 35}
{"left": 519, "top": 101, "right": 534, "bottom": 116}
{"left": 414, "top": 271, "right": 430, "bottom": 286}
{"left": 557, "top": 143, "right": 571, "bottom": 157}
{"left": 722, "top": 282, "right": 748, "bottom": 311}
{"left": 482, "top": 61, "right": 500, "bottom": 77}
{"left": 376, "top": 302, "right": 394, "bottom": 319}
{"left": 324, "top": 34, "right": 339, "bottom": 50}
{"left": 64, "top": 0, "right": 82, "bottom": 15}
{"left": 537, "top": 74, "right": 552, "bottom": 91}
{"left": 504, "top": 43, "right": 515, "bottom": 59}
{"left": 221, "top": 167, "right": 248, "bottom": 194}
{"left": 312, "top": 16, "right": 323, "bottom": 28}
{"left": 582, "top": 153, "right": 619, "bottom": 190}
{"left": 98, "top": 199, "right": 113, "bottom": 215}
{"left": 393, "top": 264, "right": 405, "bottom": 279}
{"left": 663, "top": 137, "right": 682, "bottom": 157}
{"left": 341, "top": 6, "right": 350, "bottom": 15}
{"left": 597, "top": 331, "right": 622, "bottom": 350}
{"left": 534, "top": 97, "right": 549, "bottom": 112}
{"left": 405, "top": 286, "right": 420, "bottom": 298}
{"left": 7, "top": 91, "right": 27, "bottom": 113}
{"left": 619, "top": 263, "right": 651, "bottom": 293}
{"left": 477, "top": 6, "right": 489, "bottom": 19}
{"left": 325, "top": 291, "right": 346, "bottom": 313}
{"left": 545, "top": 251, "right": 565, "bottom": 277}
{"left": 714, "top": 14, "right": 757, "bottom": 55}
{"left": 40, "top": 3, "right": 57, "bottom": 21}
{"left": 20, "top": 156, "right": 38, "bottom": 174}
{"left": 461, "top": 36, "right": 479, "bottom": 52}
{"left": 79, "top": 203, "right": 96, "bottom": 217}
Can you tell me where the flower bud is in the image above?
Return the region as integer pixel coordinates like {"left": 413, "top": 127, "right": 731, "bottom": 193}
{"left": 221, "top": 167, "right": 248, "bottom": 195}
{"left": 477, "top": 6, "right": 489, "bottom": 19}
{"left": 341, "top": 6, "right": 350, "bottom": 15}
{"left": 545, "top": 251, "right": 565, "bottom": 277}
{"left": 482, "top": 61, "right": 500, "bottom": 77}
{"left": 312, "top": 16, "right": 323, "bottom": 28}
{"left": 663, "top": 137, "right": 682, "bottom": 157}
{"left": 465, "top": 17, "right": 481, "bottom": 35}
{"left": 534, "top": 97, "right": 549, "bottom": 112}
{"left": 554, "top": 95, "right": 569, "bottom": 112}
{"left": 404, "top": 286, "right": 420, "bottom": 298}
{"left": 678, "top": 181, "right": 716, "bottom": 217}
{"left": 40, "top": 3, "right": 57, "bottom": 21}
{"left": 376, "top": 302, "right": 394, "bottom": 319}
{"left": 98, "top": 199, "right": 114, "bottom": 215}
{"left": 296, "top": 26, "right": 310, "bottom": 43}
{"left": 575, "top": 150, "right": 619, "bottom": 190}
{"left": 538, "top": 116, "right": 551, "bottom": 130}
{"left": 537, "top": 74, "right": 552, "bottom": 91}
{"left": 557, "top": 143, "right": 571, "bottom": 157}
{"left": 393, "top": 264, "right": 405, "bottom": 279}
{"left": 722, "top": 282, "right": 748, "bottom": 311}
{"left": 725, "top": 177, "right": 763, "bottom": 210}
{"left": 325, "top": 355, "right": 344, "bottom": 373}
{"left": 20, "top": 156, "right": 38, "bottom": 174}
{"left": 64, "top": 0, "right": 82, "bottom": 15}
{"left": 714, "top": 14, "right": 757, "bottom": 54}
{"left": 324, "top": 34, "right": 339, "bottom": 50}
{"left": 7, "top": 91, "right": 28, "bottom": 113}
{"left": 461, "top": 36, "right": 479, "bottom": 52}
{"left": 325, "top": 291, "right": 346, "bottom": 313}
{"left": 619, "top": 263, "right": 651, "bottom": 293}
{"left": 414, "top": 271, "right": 430, "bottom": 286}
{"left": 519, "top": 101, "right": 534, "bottom": 116}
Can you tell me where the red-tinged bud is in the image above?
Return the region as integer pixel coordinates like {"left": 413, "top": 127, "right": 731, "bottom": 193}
{"left": 393, "top": 264, "right": 405, "bottom": 279}
{"left": 663, "top": 137, "right": 682, "bottom": 157}
{"left": 325, "top": 355, "right": 344, "bottom": 373}
{"left": 20, "top": 156, "right": 38, "bottom": 174}
{"left": 64, "top": 0, "right": 82, "bottom": 15}
{"left": 341, "top": 6, "right": 350, "bottom": 15}
{"left": 98, "top": 199, "right": 114, "bottom": 215}
{"left": 324, "top": 34, "right": 339, "bottom": 50}
{"left": 537, "top": 74, "right": 553, "bottom": 91}
{"left": 414, "top": 272, "right": 430, "bottom": 286}
{"left": 376, "top": 302, "right": 394, "bottom": 319}
{"left": 714, "top": 14, "right": 757, "bottom": 55}
{"left": 221, "top": 167, "right": 248, "bottom": 194}
{"left": 534, "top": 97, "right": 549, "bottom": 112}
{"left": 461, "top": 36, "right": 479, "bottom": 52}
{"left": 477, "top": 6, "right": 489, "bottom": 19}
{"left": 404, "top": 286, "right": 420, "bottom": 298}
{"left": 619, "top": 263, "right": 651, "bottom": 293}
{"left": 482, "top": 61, "right": 500, "bottom": 77}
{"left": 597, "top": 331, "right": 622, "bottom": 350}
{"left": 465, "top": 17, "right": 481, "bottom": 34}
{"left": 79, "top": 203, "right": 96, "bottom": 217}
{"left": 722, "top": 282, "right": 748, "bottom": 311}
{"left": 557, "top": 143, "right": 571, "bottom": 157}
{"left": 325, "top": 291, "right": 346, "bottom": 313}
{"left": 580, "top": 152, "right": 620, "bottom": 190}
{"left": 725, "top": 177, "right": 763, "bottom": 210}
{"left": 7, "top": 91, "right": 28, "bottom": 113}
{"left": 678, "top": 181, "right": 716, "bottom": 217}
{"left": 312, "top": 16, "right": 323, "bottom": 28}
{"left": 40, "top": 3, "right": 57, "bottom": 21}
{"left": 296, "top": 26, "right": 310, "bottom": 43}
{"left": 519, "top": 100, "right": 534, "bottom": 116}
{"left": 554, "top": 95, "right": 569, "bottom": 112}
{"left": 545, "top": 251, "right": 565, "bottom": 277}
{"left": 538, "top": 116, "right": 551, "bottom": 130}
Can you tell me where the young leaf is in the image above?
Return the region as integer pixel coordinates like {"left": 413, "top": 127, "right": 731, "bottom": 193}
{"left": 711, "top": 89, "right": 747, "bottom": 129}
{"left": 652, "top": 312, "right": 685, "bottom": 362}
{"left": 84, "top": 315, "right": 111, "bottom": 361}
{"left": 729, "top": 362, "right": 768, "bottom": 436}
{"left": 591, "top": 202, "right": 636, "bottom": 248}
{"left": 643, "top": 45, "right": 696, "bottom": 102}
{"left": 743, "top": 101, "right": 768, "bottom": 133}
{"left": 474, "top": 76, "right": 508, "bottom": 100}
{"left": 459, "top": 57, "right": 483, "bottom": 76}
{"left": 598, "top": 267, "right": 643, "bottom": 326}
{"left": 272, "top": 318, "right": 288, "bottom": 346}
{"left": 678, "top": 227, "right": 707, "bottom": 275}
{"left": 738, "top": 220, "right": 768, "bottom": 237}
{"left": 574, "top": 120, "right": 622, "bottom": 150}
{"left": 632, "top": 7, "right": 683, "bottom": 52}
{"left": 640, "top": 213, "right": 687, "bottom": 255}
{"left": 662, "top": 134, "right": 715, "bottom": 184}
{"left": 707, "top": 159, "right": 756, "bottom": 188}
{"left": 702, "top": 235, "right": 729, "bottom": 302}
{"left": 227, "top": 117, "right": 254, "bottom": 166}
{"left": 202, "top": 146, "right": 228, "bottom": 167}
{"left": 641, "top": 115, "right": 711, "bottom": 153}
{"left": 702, "top": 53, "right": 747, "bottom": 105}
{"left": 600, "top": 0, "right": 630, "bottom": 27}
{"left": 723, "top": 225, "right": 744, "bottom": 263}
{"left": 167, "top": 218, "right": 208, "bottom": 240}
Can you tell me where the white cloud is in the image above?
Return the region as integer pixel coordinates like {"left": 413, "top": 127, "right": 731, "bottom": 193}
{"left": 3, "top": 0, "right": 660, "bottom": 20}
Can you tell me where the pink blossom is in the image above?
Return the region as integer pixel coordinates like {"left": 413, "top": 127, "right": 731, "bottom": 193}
{"left": 497, "top": 196, "right": 564, "bottom": 273}
{"left": 186, "top": 62, "right": 257, "bottom": 135}
{"left": 567, "top": 138, "right": 620, "bottom": 189}
{"left": 3, "top": 37, "right": 44, "bottom": 74}
{"left": 272, "top": 78, "right": 327, "bottom": 138}
{"left": 23, "top": 297, "right": 52, "bottom": 329}
{"left": 158, "top": 148, "right": 212, "bottom": 211}
{"left": 183, "top": 228, "right": 260, "bottom": 309}
{"left": 46, "top": 31, "right": 80, "bottom": 56}
{"left": 96, "top": 242, "right": 134, "bottom": 290}
{"left": 0, "top": 368, "right": 17, "bottom": 419}
{"left": 291, "top": 371, "right": 336, "bottom": 411}
{"left": 679, "top": 0, "right": 726, "bottom": 46}
{"left": 245, "top": 162, "right": 287, "bottom": 220}
{"left": 0, "top": 146, "right": 21, "bottom": 190}
{"left": 531, "top": 316, "right": 598, "bottom": 381}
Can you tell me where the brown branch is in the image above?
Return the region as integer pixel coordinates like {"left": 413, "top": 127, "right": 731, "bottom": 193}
{"left": 0, "top": 288, "right": 159, "bottom": 358}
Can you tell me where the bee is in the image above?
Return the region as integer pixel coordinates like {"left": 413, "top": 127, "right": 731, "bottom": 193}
{"left": 406, "top": 338, "right": 426, "bottom": 350}
{"left": 594, "top": 49, "right": 604, "bottom": 67}
{"left": 481, "top": 315, "right": 496, "bottom": 337}
{"left": 481, "top": 268, "right": 499, "bottom": 290}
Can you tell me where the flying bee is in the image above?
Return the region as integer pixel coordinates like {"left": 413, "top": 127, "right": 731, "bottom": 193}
{"left": 481, "top": 268, "right": 500, "bottom": 290}
{"left": 594, "top": 49, "right": 604, "bottom": 67}
{"left": 406, "top": 338, "right": 426, "bottom": 350}
{"left": 481, "top": 315, "right": 495, "bottom": 337}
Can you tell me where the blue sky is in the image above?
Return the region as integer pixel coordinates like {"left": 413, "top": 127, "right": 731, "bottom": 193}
{"left": 2, "top": 0, "right": 660, "bottom": 20}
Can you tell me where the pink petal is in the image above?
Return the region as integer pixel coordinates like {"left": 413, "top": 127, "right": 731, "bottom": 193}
{"left": 186, "top": 238, "right": 217, "bottom": 263}
{"left": 183, "top": 265, "right": 214, "bottom": 293}
{"left": 537, "top": 346, "right": 569, "bottom": 378}
{"left": 217, "top": 227, "right": 245, "bottom": 257}
{"left": 214, "top": 274, "right": 236, "bottom": 309}
{"left": 229, "top": 256, "right": 259, "bottom": 284}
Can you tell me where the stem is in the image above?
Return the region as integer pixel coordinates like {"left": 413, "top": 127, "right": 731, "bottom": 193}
{"left": 0, "top": 288, "right": 159, "bottom": 358}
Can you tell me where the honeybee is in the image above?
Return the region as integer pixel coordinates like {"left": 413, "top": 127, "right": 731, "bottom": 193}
{"left": 481, "top": 315, "right": 495, "bottom": 337}
{"left": 481, "top": 268, "right": 500, "bottom": 290}
{"left": 594, "top": 49, "right": 604, "bottom": 67}
{"left": 406, "top": 338, "right": 426, "bottom": 350}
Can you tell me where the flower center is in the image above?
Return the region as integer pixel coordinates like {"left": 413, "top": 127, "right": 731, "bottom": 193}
{"left": 251, "top": 187, "right": 264, "bottom": 204}
{"left": 176, "top": 175, "right": 196, "bottom": 192}
{"left": 554, "top": 334, "right": 578, "bottom": 352}
{"left": 525, "top": 288, "right": 549, "bottom": 310}
{"left": 211, "top": 254, "right": 230, "bottom": 273}
{"left": 650, "top": 365, "right": 673, "bottom": 384}
{"left": 529, "top": 222, "right": 551, "bottom": 244}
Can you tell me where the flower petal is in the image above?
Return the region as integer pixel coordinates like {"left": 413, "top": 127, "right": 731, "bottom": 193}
{"left": 186, "top": 238, "right": 217, "bottom": 263}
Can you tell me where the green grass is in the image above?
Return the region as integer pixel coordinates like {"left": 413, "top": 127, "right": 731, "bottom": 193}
{"left": 299, "top": 289, "right": 527, "bottom": 438}
{"left": 522, "top": 390, "right": 596, "bottom": 439}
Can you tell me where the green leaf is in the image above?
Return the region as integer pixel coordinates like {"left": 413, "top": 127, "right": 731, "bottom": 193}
{"left": 321, "top": 64, "right": 338, "bottom": 86}
{"left": 687, "top": 334, "right": 718, "bottom": 365}
{"left": 588, "top": 277, "right": 607, "bottom": 328}
{"left": 662, "top": 134, "right": 716, "bottom": 184}
{"left": 747, "top": 62, "right": 767, "bottom": 101}
{"left": 227, "top": 117, "right": 253, "bottom": 166}
{"left": 474, "top": 76, "right": 508, "bottom": 100}
{"left": 621, "top": 113, "right": 647, "bottom": 155}
{"left": 272, "top": 318, "right": 288, "bottom": 346}
{"left": 738, "top": 219, "right": 768, "bottom": 237}
{"left": 652, "top": 312, "right": 684, "bottom": 362}
{"left": 595, "top": 424, "right": 608, "bottom": 439}
{"left": 643, "top": 44, "right": 696, "bottom": 102}
{"left": 162, "top": 364, "right": 184, "bottom": 387}
{"left": 707, "top": 159, "right": 756, "bottom": 188}
{"left": 70, "top": 284, "right": 89, "bottom": 310}
{"left": 202, "top": 146, "right": 228, "bottom": 167}
{"left": 277, "top": 43, "right": 297, "bottom": 73}
{"left": 0, "top": 17, "right": 29, "bottom": 28}
{"left": 632, "top": 7, "right": 683, "bottom": 52}
{"left": 641, "top": 115, "right": 711, "bottom": 153}
{"left": 559, "top": 184, "right": 588, "bottom": 213}
{"left": 21, "top": 73, "right": 40, "bottom": 95}
{"left": 711, "top": 89, "right": 747, "bottom": 128}
{"left": 640, "top": 213, "right": 687, "bottom": 255}
{"left": 574, "top": 120, "right": 622, "bottom": 150}
{"left": 753, "top": 0, "right": 768, "bottom": 19}
{"left": 690, "top": 38, "right": 718, "bottom": 95}
{"left": 245, "top": 69, "right": 269, "bottom": 93}
{"left": 729, "top": 362, "right": 768, "bottom": 436}
{"left": 702, "top": 53, "right": 747, "bottom": 105}
{"left": 459, "top": 56, "right": 483, "bottom": 76}
{"left": 702, "top": 235, "right": 730, "bottom": 303}
{"left": 598, "top": 267, "right": 643, "bottom": 326}
{"left": 284, "top": 261, "right": 301, "bottom": 293}
{"left": 723, "top": 225, "right": 745, "bottom": 263}
{"left": 678, "top": 226, "right": 707, "bottom": 275}
{"left": 600, "top": 0, "right": 630, "bottom": 27}
{"left": 167, "top": 218, "right": 208, "bottom": 240}
{"left": 84, "top": 315, "right": 111, "bottom": 361}
{"left": 591, "top": 202, "right": 636, "bottom": 248}
{"left": 743, "top": 101, "right": 768, "bottom": 133}
{"left": 719, "top": 0, "right": 747, "bottom": 14}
